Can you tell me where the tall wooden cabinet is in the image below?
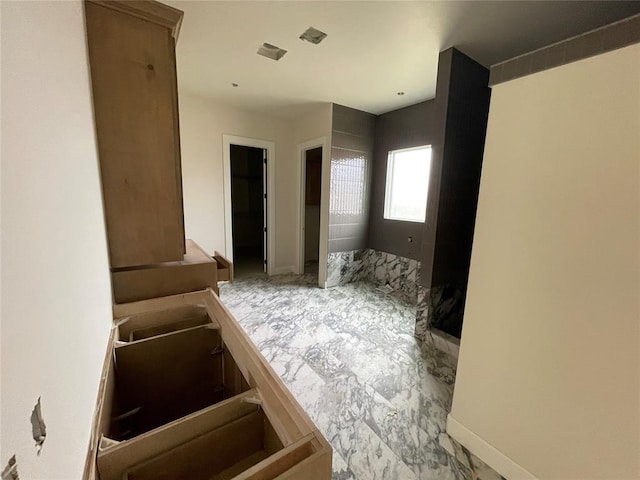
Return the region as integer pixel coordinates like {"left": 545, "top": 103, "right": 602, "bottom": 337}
{"left": 85, "top": 0, "right": 185, "bottom": 268}
{"left": 83, "top": 2, "right": 332, "bottom": 479}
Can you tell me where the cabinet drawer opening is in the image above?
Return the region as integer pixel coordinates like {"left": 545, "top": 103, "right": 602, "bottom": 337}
{"left": 106, "top": 322, "right": 250, "bottom": 442}
{"left": 117, "top": 305, "right": 211, "bottom": 342}
{"left": 214, "top": 251, "right": 233, "bottom": 283}
{"left": 123, "top": 402, "right": 283, "bottom": 480}
{"left": 88, "top": 290, "right": 332, "bottom": 480}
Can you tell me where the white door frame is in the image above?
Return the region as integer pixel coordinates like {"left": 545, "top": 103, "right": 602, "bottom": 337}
{"left": 222, "top": 134, "right": 275, "bottom": 276}
{"left": 297, "top": 137, "right": 328, "bottom": 287}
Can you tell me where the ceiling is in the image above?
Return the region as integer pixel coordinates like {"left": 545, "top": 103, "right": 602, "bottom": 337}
{"left": 168, "top": 1, "right": 640, "bottom": 119}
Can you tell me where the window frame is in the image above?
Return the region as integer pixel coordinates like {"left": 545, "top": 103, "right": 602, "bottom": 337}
{"left": 383, "top": 145, "right": 432, "bottom": 223}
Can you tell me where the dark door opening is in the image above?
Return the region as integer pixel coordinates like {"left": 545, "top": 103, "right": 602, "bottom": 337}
{"left": 230, "top": 144, "right": 266, "bottom": 278}
{"left": 303, "top": 147, "right": 322, "bottom": 279}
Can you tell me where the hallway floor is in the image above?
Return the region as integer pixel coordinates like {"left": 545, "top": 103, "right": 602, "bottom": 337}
{"left": 231, "top": 255, "right": 265, "bottom": 279}
{"left": 219, "top": 273, "right": 502, "bottom": 480}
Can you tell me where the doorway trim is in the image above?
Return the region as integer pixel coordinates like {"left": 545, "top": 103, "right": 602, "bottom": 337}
{"left": 222, "top": 134, "right": 275, "bottom": 276}
{"left": 297, "top": 137, "right": 328, "bottom": 287}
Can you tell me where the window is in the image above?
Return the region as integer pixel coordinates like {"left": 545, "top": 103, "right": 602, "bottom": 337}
{"left": 384, "top": 145, "right": 432, "bottom": 222}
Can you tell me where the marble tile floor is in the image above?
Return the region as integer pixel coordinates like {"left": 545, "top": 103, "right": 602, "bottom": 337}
{"left": 219, "top": 273, "right": 503, "bottom": 480}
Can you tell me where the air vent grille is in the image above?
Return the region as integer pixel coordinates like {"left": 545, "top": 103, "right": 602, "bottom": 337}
{"left": 257, "top": 43, "right": 287, "bottom": 61}
{"left": 299, "top": 27, "right": 327, "bottom": 45}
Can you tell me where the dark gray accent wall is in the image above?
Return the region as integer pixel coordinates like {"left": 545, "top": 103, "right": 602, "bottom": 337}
{"left": 419, "top": 48, "right": 491, "bottom": 338}
{"left": 368, "top": 101, "right": 434, "bottom": 260}
{"left": 490, "top": 13, "right": 640, "bottom": 86}
{"left": 328, "top": 104, "right": 376, "bottom": 253}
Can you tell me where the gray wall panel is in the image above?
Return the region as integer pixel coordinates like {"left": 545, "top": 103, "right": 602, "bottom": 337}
{"left": 418, "top": 47, "right": 491, "bottom": 338}
{"left": 490, "top": 14, "right": 640, "bottom": 85}
{"left": 368, "top": 101, "right": 434, "bottom": 260}
{"left": 328, "top": 105, "right": 376, "bottom": 254}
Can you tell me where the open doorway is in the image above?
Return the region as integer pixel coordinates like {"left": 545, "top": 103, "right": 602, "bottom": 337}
{"left": 301, "top": 146, "right": 322, "bottom": 280}
{"left": 230, "top": 144, "right": 266, "bottom": 278}
{"left": 223, "top": 135, "right": 274, "bottom": 277}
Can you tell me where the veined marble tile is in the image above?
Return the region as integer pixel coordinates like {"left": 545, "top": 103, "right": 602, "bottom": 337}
{"left": 327, "top": 250, "right": 369, "bottom": 287}
{"left": 303, "top": 344, "right": 353, "bottom": 382}
{"left": 327, "top": 249, "right": 421, "bottom": 305}
{"left": 415, "top": 285, "right": 430, "bottom": 342}
{"left": 332, "top": 451, "right": 356, "bottom": 480}
{"left": 468, "top": 451, "right": 504, "bottom": 480}
{"left": 347, "top": 419, "right": 418, "bottom": 480}
{"left": 219, "top": 273, "right": 503, "bottom": 480}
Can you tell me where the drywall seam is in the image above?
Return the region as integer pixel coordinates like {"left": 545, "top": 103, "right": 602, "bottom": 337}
{"left": 447, "top": 415, "right": 537, "bottom": 480}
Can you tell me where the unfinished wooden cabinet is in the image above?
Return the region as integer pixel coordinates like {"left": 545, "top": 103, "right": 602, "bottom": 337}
{"left": 215, "top": 250, "right": 234, "bottom": 283}
{"left": 84, "top": 290, "right": 332, "bottom": 480}
{"left": 85, "top": 0, "right": 185, "bottom": 268}
{"left": 111, "top": 239, "right": 220, "bottom": 303}
{"left": 84, "top": 1, "right": 330, "bottom": 477}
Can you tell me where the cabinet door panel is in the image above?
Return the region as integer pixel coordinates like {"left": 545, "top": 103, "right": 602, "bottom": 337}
{"left": 86, "top": 2, "right": 185, "bottom": 267}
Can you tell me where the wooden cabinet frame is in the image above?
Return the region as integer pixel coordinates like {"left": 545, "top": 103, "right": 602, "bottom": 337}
{"left": 83, "top": 289, "right": 332, "bottom": 479}
{"left": 83, "top": 1, "right": 331, "bottom": 478}
{"left": 85, "top": 0, "right": 186, "bottom": 268}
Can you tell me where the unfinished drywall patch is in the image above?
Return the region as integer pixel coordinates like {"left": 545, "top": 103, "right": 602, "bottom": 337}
{"left": 30, "top": 398, "right": 46, "bottom": 455}
{"left": 1, "top": 455, "right": 19, "bottom": 480}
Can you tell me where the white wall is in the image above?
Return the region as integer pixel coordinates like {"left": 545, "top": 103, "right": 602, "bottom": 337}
{"left": 178, "top": 93, "right": 333, "bottom": 276}
{"left": 178, "top": 93, "right": 298, "bottom": 272}
{"left": 1, "top": 1, "right": 112, "bottom": 477}
{"left": 293, "top": 104, "right": 333, "bottom": 285}
{"left": 449, "top": 44, "right": 640, "bottom": 479}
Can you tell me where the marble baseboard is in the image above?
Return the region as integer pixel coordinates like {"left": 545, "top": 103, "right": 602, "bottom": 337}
{"left": 326, "top": 250, "right": 368, "bottom": 287}
{"left": 414, "top": 283, "right": 464, "bottom": 359}
{"left": 419, "top": 329, "right": 461, "bottom": 360}
{"left": 368, "top": 249, "right": 420, "bottom": 305}
{"left": 428, "top": 282, "right": 466, "bottom": 338}
{"left": 327, "top": 249, "right": 421, "bottom": 305}
{"left": 415, "top": 285, "right": 430, "bottom": 341}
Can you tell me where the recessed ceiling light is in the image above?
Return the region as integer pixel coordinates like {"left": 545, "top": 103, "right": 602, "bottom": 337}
{"left": 397, "top": 92, "right": 405, "bottom": 96}
{"left": 299, "top": 27, "right": 327, "bottom": 45}
{"left": 257, "top": 43, "right": 287, "bottom": 61}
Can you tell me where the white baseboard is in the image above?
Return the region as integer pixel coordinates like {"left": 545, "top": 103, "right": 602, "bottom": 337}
{"left": 447, "top": 415, "right": 537, "bottom": 480}
{"left": 271, "top": 265, "right": 295, "bottom": 275}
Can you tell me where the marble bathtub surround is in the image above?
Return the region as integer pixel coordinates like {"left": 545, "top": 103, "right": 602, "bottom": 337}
{"left": 327, "top": 249, "right": 421, "bottom": 305}
{"left": 220, "top": 273, "right": 502, "bottom": 480}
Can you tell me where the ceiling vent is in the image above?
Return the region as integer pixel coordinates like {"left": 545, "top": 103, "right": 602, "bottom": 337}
{"left": 257, "top": 43, "right": 287, "bottom": 61}
{"left": 299, "top": 27, "right": 327, "bottom": 45}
